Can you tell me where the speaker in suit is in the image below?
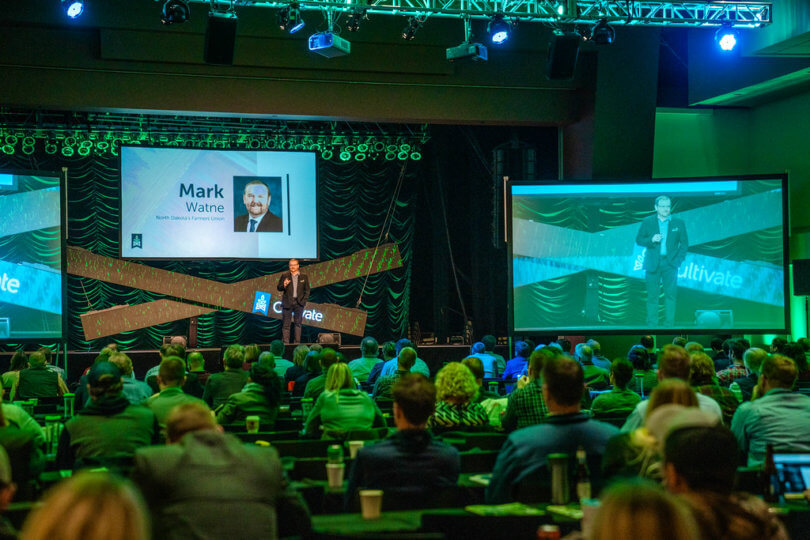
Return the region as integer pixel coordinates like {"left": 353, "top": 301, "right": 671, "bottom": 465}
{"left": 635, "top": 197, "right": 688, "bottom": 327}
{"left": 234, "top": 211, "right": 283, "bottom": 232}
{"left": 276, "top": 260, "right": 310, "bottom": 343}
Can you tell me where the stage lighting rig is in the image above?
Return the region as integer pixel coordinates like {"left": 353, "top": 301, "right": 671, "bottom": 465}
{"left": 487, "top": 14, "right": 513, "bottom": 45}
{"left": 61, "top": 0, "right": 84, "bottom": 19}
{"left": 715, "top": 23, "right": 739, "bottom": 51}
{"left": 401, "top": 16, "right": 423, "bottom": 40}
{"left": 346, "top": 8, "right": 368, "bottom": 32}
{"left": 446, "top": 17, "right": 487, "bottom": 62}
{"left": 589, "top": 18, "right": 615, "bottom": 45}
{"left": 308, "top": 9, "right": 350, "bottom": 57}
{"left": 278, "top": 3, "right": 305, "bottom": 33}
{"left": 162, "top": 0, "right": 190, "bottom": 25}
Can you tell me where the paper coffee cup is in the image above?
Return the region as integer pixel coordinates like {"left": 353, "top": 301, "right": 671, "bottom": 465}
{"left": 245, "top": 415, "right": 260, "bottom": 434}
{"left": 326, "top": 463, "right": 345, "bottom": 488}
{"left": 348, "top": 440, "right": 364, "bottom": 459}
{"left": 359, "top": 489, "right": 383, "bottom": 520}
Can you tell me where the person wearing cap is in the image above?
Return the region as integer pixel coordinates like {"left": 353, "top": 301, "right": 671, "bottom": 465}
{"left": 56, "top": 362, "right": 159, "bottom": 471}
{"left": 132, "top": 402, "right": 311, "bottom": 539}
{"left": 146, "top": 357, "right": 209, "bottom": 434}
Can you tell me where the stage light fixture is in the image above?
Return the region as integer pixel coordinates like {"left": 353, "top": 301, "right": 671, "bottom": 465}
{"left": 402, "top": 16, "right": 422, "bottom": 41}
{"left": 62, "top": 0, "right": 85, "bottom": 19}
{"left": 554, "top": 2, "right": 565, "bottom": 16}
{"left": 162, "top": 0, "right": 190, "bottom": 25}
{"left": 346, "top": 8, "right": 367, "bottom": 32}
{"left": 278, "top": 4, "right": 304, "bottom": 33}
{"left": 715, "top": 23, "right": 738, "bottom": 52}
{"left": 590, "top": 18, "right": 615, "bottom": 45}
{"left": 487, "top": 14, "right": 512, "bottom": 45}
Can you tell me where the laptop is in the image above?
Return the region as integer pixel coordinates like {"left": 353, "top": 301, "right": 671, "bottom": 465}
{"left": 773, "top": 453, "right": 810, "bottom": 496}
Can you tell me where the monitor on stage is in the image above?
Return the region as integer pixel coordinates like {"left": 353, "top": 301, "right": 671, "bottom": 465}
{"left": 508, "top": 176, "right": 789, "bottom": 333}
{"left": 0, "top": 170, "right": 66, "bottom": 341}
{"left": 120, "top": 147, "right": 318, "bottom": 260}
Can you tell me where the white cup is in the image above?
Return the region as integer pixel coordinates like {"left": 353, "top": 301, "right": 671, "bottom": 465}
{"left": 326, "top": 463, "right": 345, "bottom": 488}
{"left": 359, "top": 489, "right": 383, "bottom": 520}
{"left": 348, "top": 440, "right": 364, "bottom": 459}
{"left": 245, "top": 415, "right": 260, "bottom": 434}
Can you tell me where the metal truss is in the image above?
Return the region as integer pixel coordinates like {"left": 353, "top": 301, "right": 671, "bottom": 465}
{"left": 206, "top": 1, "right": 772, "bottom": 27}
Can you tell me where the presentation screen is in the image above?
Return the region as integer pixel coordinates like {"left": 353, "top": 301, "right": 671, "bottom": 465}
{"left": 121, "top": 147, "right": 318, "bottom": 259}
{"left": 0, "top": 170, "right": 65, "bottom": 341}
{"left": 509, "top": 176, "right": 788, "bottom": 333}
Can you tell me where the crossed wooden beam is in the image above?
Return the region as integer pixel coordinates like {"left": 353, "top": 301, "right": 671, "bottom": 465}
{"left": 67, "top": 244, "right": 403, "bottom": 340}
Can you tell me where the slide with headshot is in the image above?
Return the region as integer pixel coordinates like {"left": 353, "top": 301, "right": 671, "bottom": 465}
{"left": 121, "top": 147, "right": 317, "bottom": 259}
{"left": 0, "top": 171, "right": 64, "bottom": 341}
{"left": 510, "top": 177, "right": 787, "bottom": 333}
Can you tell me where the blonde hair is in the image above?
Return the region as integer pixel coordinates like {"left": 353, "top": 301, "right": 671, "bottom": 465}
{"left": 646, "top": 379, "right": 698, "bottom": 420}
{"left": 325, "top": 363, "right": 356, "bottom": 392}
{"left": 292, "top": 345, "right": 310, "bottom": 367}
{"left": 21, "top": 471, "right": 149, "bottom": 540}
{"left": 435, "top": 362, "right": 478, "bottom": 403}
{"left": 588, "top": 480, "right": 699, "bottom": 540}
{"left": 108, "top": 352, "right": 134, "bottom": 377}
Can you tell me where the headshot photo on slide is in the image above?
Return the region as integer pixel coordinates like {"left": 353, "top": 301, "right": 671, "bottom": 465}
{"left": 233, "top": 176, "right": 284, "bottom": 233}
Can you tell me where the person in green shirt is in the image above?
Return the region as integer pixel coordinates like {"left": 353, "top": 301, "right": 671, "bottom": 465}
{"left": 146, "top": 357, "right": 209, "bottom": 434}
{"left": 591, "top": 359, "right": 641, "bottom": 416}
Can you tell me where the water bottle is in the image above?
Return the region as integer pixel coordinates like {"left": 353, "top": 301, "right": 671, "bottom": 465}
{"left": 327, "top": 444, "right": 344, "bottom": 464}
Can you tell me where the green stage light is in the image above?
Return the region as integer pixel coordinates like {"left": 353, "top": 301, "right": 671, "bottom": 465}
{"left": 373, "top": 141, "right": 385, "bottom": 152}
{"left": 410, "top": 151, "right": 422, "bottom": 160}
{"left": 22, "top": 136, "right": 35, "bottom": 146}
{"left": 96, "top": 141, "right": 109, "bottom": 150}
{"left": 78, "top": 146, "right": 91, "bottom": 156}
{"left": 61, "top": 146, "right": 74, "bottom": 157}
{"left": 45, "top": 143, "right": 57, "bottom": 155}
{"left": 357, "top": 143, "right": 369, "bottom": 152}
{"left": 385, "top": 151, "right": 396, "bottom": 161}
{"left": 321, "top": 149, "right": 333, "bottom": 160}
{"left": 345, "top": 145, "right": 356, "bottom": 153}
{"left": 1, "top": 145, "right": 14, "bottom": 155}
{"left": 399, "top": 143, "right": 411, "bottom": 152}
{"left": 386, "top": 144, "right": 397, "bottom": 152}
{"left": 21, "top": 145, "right": 35, "bottom": 155}
{"left": 397, "top": 150, "right": 409, "bottom": 160}
{"left": 354, "top": 153, "right": 366, "bottom": 161}
{"left": 339, "top": 151, "right": 351, "bottom": 161}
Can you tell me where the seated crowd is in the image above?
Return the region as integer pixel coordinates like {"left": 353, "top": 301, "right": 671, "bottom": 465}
{"left": 0, "top": 333, "right": 807, "bottom": 539}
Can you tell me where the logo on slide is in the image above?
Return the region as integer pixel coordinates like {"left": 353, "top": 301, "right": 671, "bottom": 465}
{"left": 253, "top": 292, "right": 269, "bottom": 315}
{"left": 131, "top": 234, "right": 143, "bottom": 249}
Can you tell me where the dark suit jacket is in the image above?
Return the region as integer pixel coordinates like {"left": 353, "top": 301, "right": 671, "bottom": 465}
{"left": 276, "top": 272, "right": 310, "bottom": 308}
{"left": 234, "top": 212, "right": 283, "bottom": 232}
{"left": 132, "top": 431, "right": 310, "bottom": 540}
{"left": 635, "top": 215, "right": 688, "bottom": 272}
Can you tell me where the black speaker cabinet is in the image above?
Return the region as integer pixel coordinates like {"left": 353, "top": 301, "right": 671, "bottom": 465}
{"left": 546, "top": 32, "right": 580, "bottom": 80}
{"left": 204, "top": 11, "right": 238, "bottom": 65}
{"left": 794, "top": 259, "right": 810, "bottom": 296}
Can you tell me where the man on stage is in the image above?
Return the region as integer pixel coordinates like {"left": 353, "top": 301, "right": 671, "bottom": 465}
{"left": 635, "top": 195, "right": 688, "bottom": 327}
{"left": 234, "top": 180, "right": 283, "bottom": 233}
{"left": 277, "top": 258, "right": 310, "bottom": 344}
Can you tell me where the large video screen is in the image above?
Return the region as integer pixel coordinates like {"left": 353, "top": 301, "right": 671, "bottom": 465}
{"left": 510, "top": 176, "right": 788, "bottom": 333}
{"left": 121, "top": 147, "right": 318, "bottom": 259}
{"left": 0, "top": 171, "right": 65, "bottom": 341}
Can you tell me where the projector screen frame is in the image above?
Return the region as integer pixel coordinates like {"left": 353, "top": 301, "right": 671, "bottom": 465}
{"left": 506, "top": 173, "right": 790, "bottom": 336}
{"left": 0, "top": 168, "right": 67, "bottom": 344}
{"left": 117, "top": 145, "right": 320, "bottom": 262}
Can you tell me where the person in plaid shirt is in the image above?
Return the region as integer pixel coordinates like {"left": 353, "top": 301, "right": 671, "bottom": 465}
{"left": 689, "top": 352, "right": 739, "bottom": 425}
{"left": 501, "top": 349, "right": 556, "bottom": 432}
{"left": 716, "top": 339, "right": 747, "bottom": 387}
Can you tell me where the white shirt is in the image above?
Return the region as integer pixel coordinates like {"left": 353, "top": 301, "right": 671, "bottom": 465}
{"left": 620, "top": 392, "right": 723, "bottom": 433}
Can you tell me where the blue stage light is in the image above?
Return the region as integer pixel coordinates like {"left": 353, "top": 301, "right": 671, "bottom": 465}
{"left": 715, "top": 24, "right": 738, "bottom": 52}
{"left": 487, "top": 15, "right": 511, "bottom": 45}
{"left": 62, "top": 0, "right": 84, "bottom": 19}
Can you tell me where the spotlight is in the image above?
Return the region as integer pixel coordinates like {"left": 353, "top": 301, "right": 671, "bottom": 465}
{"left": 590, "top": 18, "right": 615, "bottom": 45}
{"left": 162, "top": 0, "right": 190, "bottom": 25}
{"left": 715, "top": 23, "right": 738, "bottom": 52}
{"left": 278, "top": 4, "right": 304, "bottom": 33}
{"left": 402, "top": 16, "right": 422, "bottom": 41}
{"left": 346, "top": 8, "right": 367, "bottom": 33}
{"left": 61, "top": 0, "right": 84, "bottom": 19}
{"left": 554, "top": 2, "right": 565, "bottom": 16}
{"left": 487, "top": 14, "right": 512, "bottom": 45}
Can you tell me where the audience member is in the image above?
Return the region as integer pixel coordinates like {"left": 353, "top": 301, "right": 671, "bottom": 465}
{"left": 132, "top": 403, "right": 310, "bottom": 539}
{"left": 461, "top": 356, "right": 499, "bottom": 403}
{"left": 683, "top": 341, "right": 703, "bottom": 355}
{"left": 709, "top": 336, "right": 725, "bottom": 360}
{"left": 145, "top": 342, "right": 186, "bottom": 386}
{"left": 640, "top": 335, "right": 657, "bottom": 365}
{"left": 146, "top": 357, "right": 209, "bottom": 431}
{"left": 345, "top": 374, "right": 460, "bottom": 508}
{"left": 486, "top": 355, "right": 618, "bottom": 503}
{"left": 241, "top": 343, "right": 261, "bottom": 371}
{"left": 109, "top": 352, "right": 153, "bottom": 405}
{"left": 586, "top": 339, "right": 611, "bottom": 371}
{"left": 555, "top": 338, "right": 572, "bottom": 353}
{"left": 269, "top": 340, "right": 294, "bottom": 378}
{"left": 284, "top": 344, "right": 310, "bottom": 382}
{"left": 782, "top": 341, "right": 810, "bottom": 381}
{"left": 303, "top": 348, "right": 339, "bottom": 399}
{"left": 185, "top": 351, "right": 211, "bottom": 386}
{"left": 467, "top": 342, "right": 500, "bottom": 378}
{"left": 0, "top": 393, "right": 43, "bottom": 500}
{"left": 731, "top": 354, "right": 810, "bottom": 465}
{"left": 590, "top": 359, "right": 641, "bottom": 416}
{"left": 689, "top": 352, "right": 739, "bottom": 425}
{"left": 621, "top": 345, "right": 722, "bottom": 432}
{"left": 502, "top": 340, "right": 531, "bottom": 381}
{"left": 576, "top": 343, "right": 609, "bottom": 390}
{"left": 217, "top": 362, "right": 282, "bottom": 427}
{"left": 203, "top": 345, "right": 248, "bottom": 408}
{"left": 501, "top": 349, "right": 551, "bottom": 432}
{"left": 586, "top": 479, "right": 699, "bottom": 540}
{"left": 672, "top": 336, "right": 687, "bottom": 348}
{"left": 770, "top": 336, "right": 787, "bottom": 355}
{"left": 292, "top": 350, "right": 321, "bottom": 397}
{"left": 664, "top": 424, "right": 788, "bottom": 540}
{"left": 304, "top": 363, "right": 385, "bottom": 438}
{"left": 368, "top": 339, "right": 430, "bottom": 383}
{"left": 717, "top": 339, "right": 748, "bottom": 386}
{"left": 730, "top": 347, "right": 767, "bottom": 402}
{"left": 628, "top": 345, "right": 657, "bottom": 397}
{"left": 482, "top": 334, "right": 507, "bottom": 374}
{"left": 56, "top": 362, "right": 158, "bottom": 471}
{"left": 347, "top": 337, "right": 382, "bottom": 383}
{"left": 73, "top": 350, "right": 114, "bottom": 413}
{"left": 373, "top": 347, "right": 416, "bottom": 399}
{"left": 21, "top": 471, "right": 149, "bottom": 540}
{"left": 1, "top": 351, "right": 26, "bottom": 401}
{"left": 427, "top": 362, "right": 489, "bottom": 434}
{"left": 0, "top": 447, "right": 18, "bottom": 538}
{"left": 38, "top": 347, "right": 66, "bottom": 382}
{"left": 15, "top": 351, "right": 68, "bottom": 399}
